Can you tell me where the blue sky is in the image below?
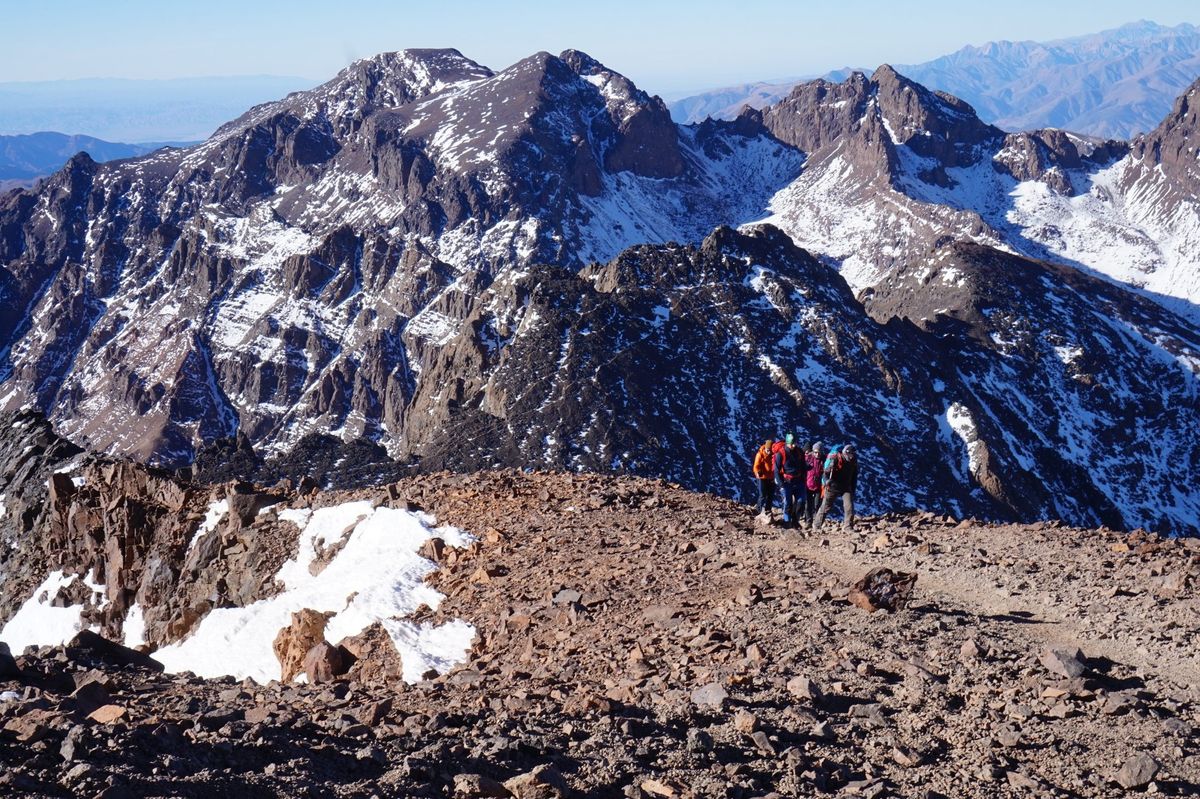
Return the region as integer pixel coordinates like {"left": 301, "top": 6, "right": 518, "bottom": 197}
{"left": 2, "top": 0, "right": 1197, "bottom": 93}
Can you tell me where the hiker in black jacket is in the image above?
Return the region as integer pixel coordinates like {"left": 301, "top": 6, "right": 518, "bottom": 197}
{"left": 813, "top": 444, "right": 858, "bottom": 532}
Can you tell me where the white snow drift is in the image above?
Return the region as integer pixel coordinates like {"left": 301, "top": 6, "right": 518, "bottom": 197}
{"left": 2, "top": 502, "right": 477, "bottom": 685}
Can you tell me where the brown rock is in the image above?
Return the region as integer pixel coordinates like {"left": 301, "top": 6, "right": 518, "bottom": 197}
{"left": 304, "top": 642, "right": 348, "bottom": 684}
{"left": 1006, "top": 770, "right": 1040, "bottom": 790}
{"left": 453, "top": 773, "right": 511, "bottom": 797}
{"left": 503, "top": 764, "right": 568, "bottom": 798}
{"left": 69, "top": 679, "right": 112, "bottom": 718}
{"left": 892, "top": 745, "right": 922, "bottom": 767}
{"left": 87, "top": 704, "right": 128, "bottom": 724}
{"left": 273, "top": 608, "right": 331, "bottom": 683}
{"left": 355, "top": 698, "right": 393, "bottom": 727}
{"left": 244, "top": 706, "right": 276, "bottom": 725}
{"left": 786, "top": 675, "right": 822, "bottom": 702}
{"left": 750, "top": 730, "right": 776, "bottom": 755}
{"left": 690, "top": 682, "right": 728, "bottom": 709}
{"left": 65, "top": 631, "right": 163, "bottom": 672}
{"left": 848, "top": 568, "right": 918, "bottom": 612}
{"left": 420, "top": 537, "right": 447, "bottom": 562}
{"left": 1116, "top": 753, "right": 1160, "bottom": 789}
{"left": 339, "top": 623, "right": 405, "bottom": 684}
{"left": 3, "top": 709, "right": 58, "bottom": 742}
{"left": 732, "top": 710, "right": 758, "bottom": 734}
{"left": 1038, "top": 647, "right": 1085, "bottom": 679}
{"left": 640, "top": 779, "right": 679, "bottom": 797}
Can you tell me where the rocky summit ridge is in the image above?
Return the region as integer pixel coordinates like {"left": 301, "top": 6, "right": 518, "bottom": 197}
{"left": 0, "top": 455, "right": 1197, "bottom": 797}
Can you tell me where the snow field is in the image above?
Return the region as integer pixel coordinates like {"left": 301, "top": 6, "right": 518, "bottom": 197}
{"left": 153, "top": 501, "right": 476, "bottom": 684}
{"left": 1, "top": 570, "right": 106, "bottom": 653}
{"left": 2, "top": 502, "right": 478, "bottom": 685}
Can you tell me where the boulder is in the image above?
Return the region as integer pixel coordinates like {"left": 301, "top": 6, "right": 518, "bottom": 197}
{"left": 273, "top": 608, "right": 331, "bottom": 683}
{"left": 69, "top": 679, "right": 113, "bottom": 718}
{"left": 87, "top": 704, "right": 128, "bottom": 724}
{"left": 65, "top": 631, "right": 163, "bottom": 672}
{"left": 0, "top": 642, "right": 19, "bottom": 679}
{"left": 786, "top": 675, "right": 822, "bottom": 702}
{"left": 1116, "top": 753, "right": 1160, "bottom": 789}
{"left": 690, "top": 682, "right": 728, "bottom": 709}
{"left": 338, "top": 623, "right": 404, "bottom": 684}
{"left": 453, "top": 773, "right": 512, "bottom": 797}
{"left": 1039, "top": 648, "right": 1085, "bottom": 679}
{"left": 303, "top": 642, "right": 348, "bottom": 684}
{"left": 848, "top": 568, "right": 917, "bottom": 612}
{"left": 503, "top": 765, "right": 569, "bottom": 799}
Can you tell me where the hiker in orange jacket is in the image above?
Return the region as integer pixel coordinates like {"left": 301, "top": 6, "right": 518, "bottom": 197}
{"left": 751, "top": 437, "right": 776, "bottom": 520}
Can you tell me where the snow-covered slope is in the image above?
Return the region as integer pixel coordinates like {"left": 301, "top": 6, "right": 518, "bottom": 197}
{"left": 755, "top": 68, "right": 1200, "bottom": 325}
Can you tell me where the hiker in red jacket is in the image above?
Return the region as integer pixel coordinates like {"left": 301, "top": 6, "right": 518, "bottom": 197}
{"left": 751, "top": 437, "right": 776, "bottom": 520}
{"left": 803, "top": 442, "right": 825, "bottom": 529}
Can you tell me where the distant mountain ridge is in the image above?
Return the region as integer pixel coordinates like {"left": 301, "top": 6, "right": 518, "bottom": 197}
{"left": 670, "top": 20, "right": 1200, "bottom": 138}
{"left": 0, "top": 132, "right": 189, "bottom": 182}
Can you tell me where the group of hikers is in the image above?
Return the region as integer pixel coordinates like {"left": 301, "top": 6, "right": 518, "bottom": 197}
{"left": 751, "top": 435, "right": 859, "bottom": 530}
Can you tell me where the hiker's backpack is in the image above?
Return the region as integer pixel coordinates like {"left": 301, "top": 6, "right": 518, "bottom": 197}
{"left": 822, "top": 444, "right": 844, "bottom": 487}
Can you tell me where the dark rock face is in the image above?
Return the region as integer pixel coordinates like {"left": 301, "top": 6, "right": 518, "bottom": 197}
{"left": 0, "top": 410, "right": 84, "bottom": 595}
{"left": 1125, "top": 76, "right": 1200, "bottom": 199}
{"left": 992, "top": 130, "right": 1130, "bottom": 195}
{"left": 762, "top": 65, "right": 1005, "bottom": 188}
{"left": 863, "top": 241, "right": 1200, "bottom": 532}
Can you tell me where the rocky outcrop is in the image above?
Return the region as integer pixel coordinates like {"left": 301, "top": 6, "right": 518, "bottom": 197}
{"left": 0, "top": 440, "right": 301, "bottom": 650}
{"left": 1124, "top": 75, "right": 1200, "bottom": 200}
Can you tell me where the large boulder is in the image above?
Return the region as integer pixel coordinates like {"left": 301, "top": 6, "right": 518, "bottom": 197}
{"left": 303, "top": 642, "right": 349, "bottom": 684}
{"left": 273, "top": 609, "right": 331, "bottom": 683}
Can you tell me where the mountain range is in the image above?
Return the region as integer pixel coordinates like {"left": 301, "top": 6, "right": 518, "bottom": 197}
{"left": 0, "top": 46, "right": 1197, "bottom": 535}
{"left": 0, "top": 132, "right": 187, "bottom": 184}
{"left": 669, "top": 20, "right": 1200, "bottom": 139}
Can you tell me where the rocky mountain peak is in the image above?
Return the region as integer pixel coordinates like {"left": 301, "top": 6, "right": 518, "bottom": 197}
{"left": 558, "top": 48, "right": 684, "bottom": 178}
{"left": 310, "top": 48, "right": 493, "bottom": 110}
{"left": 867, "top": 64, "right": 1002, "bottom": 169}
{"left": 208, "top": 48, "right": 493, "bottom": 146}
{"left": 761, "top": 64, "right": 1000, "bottom": 178}
{"left": 1130, "top": 74, "right": 1200, "bottom": 195}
